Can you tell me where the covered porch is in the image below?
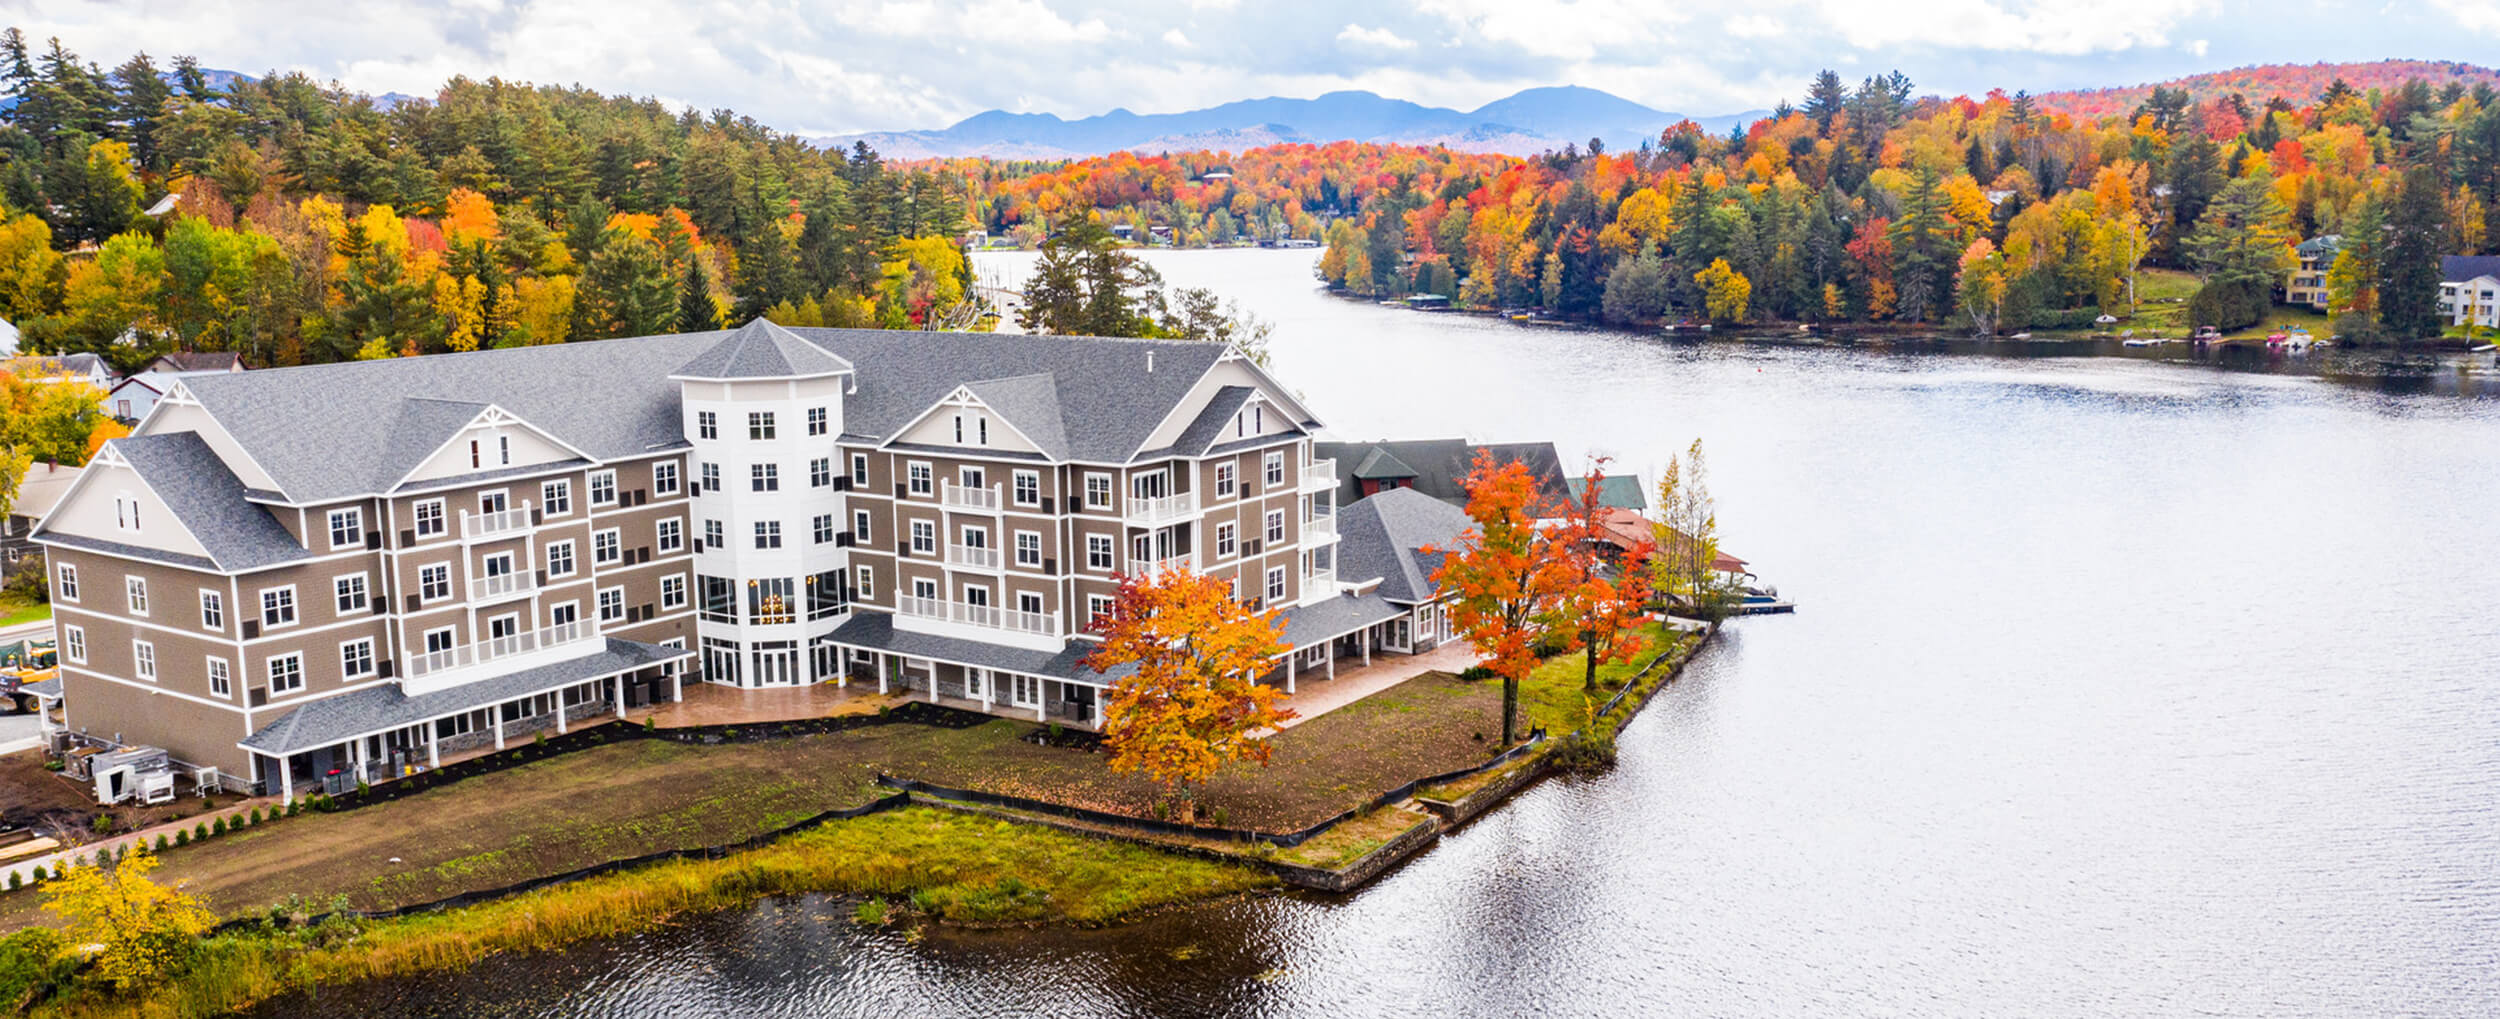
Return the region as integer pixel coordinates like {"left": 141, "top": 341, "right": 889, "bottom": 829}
{"left": 822, "top": 610, "right": 1119, "bottom": 730}
{"left": 239, "top": 639, "right": 694, "bottom": 802}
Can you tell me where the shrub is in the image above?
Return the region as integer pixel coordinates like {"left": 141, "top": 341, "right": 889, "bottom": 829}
{"left": 0, "top": 927, "right": 69, "bottom": 1010}
{"left": 89, "top": 813, "right": 116, "bottom": 835}
{"left": 852, "top": 897, "right": 889, "bottom": 926}
{"left": 248, "top": 807, "right": 263, "bottom": 824}
{"left": 4, "top": 871, "right": 15, "bottom": 890}
{"left": 211, "top": 817, "right": 226, "bottom": 836}
{"left": 2187, "top": 277, "right": 2267, "bottom": 331}
{"left": 153, "top": 834, "right": 167, "bottom": 852}
{"left": 192, "top": 822, "right": 209, "bottom": 841}
{"left": 173, "top": 830, "right": 188, "bottom": 846}
{"left": 1547, "top": 730, "right": 1617, "bottom": 773}
{"left": 1457, "top": 665, "right": 1497, "bottom": 681}
{"left": 286, "top": 800, "right": 302, "bottom": 817}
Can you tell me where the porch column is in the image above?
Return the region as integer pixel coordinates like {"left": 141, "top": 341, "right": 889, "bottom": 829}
{"left": 837, "top": 649, "right": 849, "bottom": 689}
{"left": 671, "top": 667, "right": 683, "bottom": 703}
{"left": 1034, "top": 679, "right": 1046, "bottom": 721}
{"left": 980, "top": 670, "right": 993, "bottom": 711}
{"left": 278, "top": 755, "right": 293, "bottom": 803}
{"left": 614, "top": 673, "right": 627, "bottom": 719}
{"left": 1329, "top": 646, "right": 1338, "bottom": 679}
{"left": 427, "top": 729, "right": 441, "bottom": 768}
{"left": 347, "top": 738, "right": 364, "bottom": 783}
{"left": 493, "top": 707, "right": 507, "bottom": 749}
{"left": 555, "top": 695, "right": 568, "bottom": 734}
{"left": 1285, "top": 655, "right": 1296, "bottom": 694}
{"left": 877, "top": 653, "right": 890, "bottom": 695}
{"left": 1362, "top": 628, "right": 1372, "bottom": 666}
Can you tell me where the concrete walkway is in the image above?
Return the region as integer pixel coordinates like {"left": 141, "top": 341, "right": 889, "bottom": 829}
{"left": 1273, "top": 642, "right": 1480, "bottom": 729}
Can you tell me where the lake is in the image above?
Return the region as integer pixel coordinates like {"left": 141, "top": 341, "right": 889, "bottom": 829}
{"left": 293, "top": 249, "right": 2500, "bottom": 1017}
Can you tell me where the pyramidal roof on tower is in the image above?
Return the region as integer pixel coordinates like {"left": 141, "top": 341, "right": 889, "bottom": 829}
{"left": 672, "top": 319, "right": 855, "bottom": 380}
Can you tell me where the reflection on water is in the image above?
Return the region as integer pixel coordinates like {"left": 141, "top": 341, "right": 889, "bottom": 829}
{"left": 279, "top": 251, "right": 2500, "bottom": 1017}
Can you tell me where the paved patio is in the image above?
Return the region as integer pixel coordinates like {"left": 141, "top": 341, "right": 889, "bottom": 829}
{"left": 643, "top": 681, "right": 904, "bottom": 729}
{"left": 1273, "top": 641, "right": 1479, "bottom": 729}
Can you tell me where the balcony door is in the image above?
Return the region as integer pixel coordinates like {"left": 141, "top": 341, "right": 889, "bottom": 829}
{"left": 752, "top": 641, "right": 799, "bottom": 687}
{"left": 1131, "top": 470, "right": 1168, "bottom": 501}
{"left": 482, "top": 552, "right": 514, "bottom": 578}
{"left": 479, "top": 491, "right": 508, "bottom": 514}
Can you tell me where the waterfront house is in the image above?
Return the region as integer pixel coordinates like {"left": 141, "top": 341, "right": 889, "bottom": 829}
{"left": 1564, "top": 474, "right": 1648, "bottom": 513}
{"left": 2439, "top": 255, "right": 2500, "bottom": 329}
{"left": 29, "top": 319, "right": 1459, "bottom": 800}
{"left": 1315, "top": 438, "right": 1571, "bottom": 513}
{"left": 2, "top": 462, "right": 80, "bottom": 579}
{"left": 5, "top": 353, "right": 115, "bottom": 390}
{"left": 2284, "top": 236, "right": 2339, "bottom": 310}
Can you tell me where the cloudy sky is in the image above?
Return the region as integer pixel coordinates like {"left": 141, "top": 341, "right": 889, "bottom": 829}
{"left": 11, "top": 1, "right": 2499, "bottom": 135}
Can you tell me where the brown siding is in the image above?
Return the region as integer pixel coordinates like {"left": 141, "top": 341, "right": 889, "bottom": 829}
{"left": 60, "top": 670, "right": 254, "bottom": 777}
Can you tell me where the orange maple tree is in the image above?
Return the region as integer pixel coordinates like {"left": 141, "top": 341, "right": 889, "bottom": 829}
{"left": 1559, "top": 461, "right": 1655, "bottom": 694}
{"left": 1430, "top": 450, "right": 1578, "bottom": 746}
{"left": 1085, "top": 565, "right": 1295, "bottom": 795}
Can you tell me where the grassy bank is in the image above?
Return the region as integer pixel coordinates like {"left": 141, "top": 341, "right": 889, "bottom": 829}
{"left": 0, "top": 598, "right": 49, "bottom": 627}
{"left": 26, "top": 807, "right": 1272, "bottom": 1019}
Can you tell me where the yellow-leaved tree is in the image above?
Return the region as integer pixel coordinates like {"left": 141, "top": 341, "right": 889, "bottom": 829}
{"left": 43, "top": 848, "right": 214, "bottom": 991}
{"left": 1086, "top": 565, "right": 1293, "bottom": 811}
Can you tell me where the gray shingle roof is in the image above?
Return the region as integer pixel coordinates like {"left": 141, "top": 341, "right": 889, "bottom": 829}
{"left": 824, "top": 611, "right": 1132, "bottom": 684}
{"left": 1167, "top": 385, "right": 1255, "bottom": 458}
{"left": 1352, "top": 446, "right": 1416, "bottom": 479}
{"left": 2443, "top": 255, "right": 2500, "bottom": 284}
{"left": 107, "top": 432, "right": 314, "bottom": 571}
{"left": 1566, "top": 474, "right": 1649, "bottom": 512}
{"left": 238, "top": 639, "right": 690, "bottom": 755}
{"left": 1317, "top": 439, "right": 1570, "bottom": 515}
{"left": 1335, "top": 486, "right": 1474, "bottom": 604}
{"left": 672, "top": 319, "right": 854, "bottom": 380}
{"left": 1273, "top": 591, "right": 1403, "bottom": 648}
{"left": 962, "top": 373, "right": 1069, "bottom": 460}
{"left": 173, "top": 323, "right": 1243, "bottom": 503}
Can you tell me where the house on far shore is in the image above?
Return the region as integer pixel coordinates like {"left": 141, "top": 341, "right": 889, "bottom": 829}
{"left": 142, "top": 352, "right": 248, "bottom": 376}
{"left": 3, "top": 353, "right": 115, "bottom": 391}
{"left": 2284, "top": 235, "right": 2339, "bottom": 311}
{"left": 2, "top": 462, "right": 80, "bottom": 577}
{"left": 0, "top": 318, "right": 18, "bottom": 357}
{"left": 110, "top": 353, "right": 251, "bottom": 421}
{"left": 1565, "top": 474, "right": 1648, "bottom": 513}
{"left": 1315, "top": 438, "right": 1571, "bottom": 514}
{"left": 2439, "top": 255, "right": 2500, "bottom": 329}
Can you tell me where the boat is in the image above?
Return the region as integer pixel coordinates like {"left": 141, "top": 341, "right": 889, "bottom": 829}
{"left": 2265, "top": 331, "right": 2290, "bottom": 346}
{"left": 2007, "top": 332, "right": 2033, "bottom": 340}
{"left": 2192, "top": 325, "right": 2223, "bottom": 342}
{"left": 2122, "top": 337, "right": 2162, "bottom": 347}
{"left": 2470, "top": 343, "right": 2496, "bottom": 353}
{"left": 1663, "top": 318, "right": 1710, "bottom": 336}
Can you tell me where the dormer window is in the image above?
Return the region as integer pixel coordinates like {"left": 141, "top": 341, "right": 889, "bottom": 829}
{"left": 113, "top": 494, "right": 140, "bottom": 531}
{"left": 979, "top": 418, "right": 989, "bottom": 445}
{"left": 470, "top": 440, "right": 481, "bottom": 468}
{"left": 499, "top": 435, "right": 511, "bottom": 465}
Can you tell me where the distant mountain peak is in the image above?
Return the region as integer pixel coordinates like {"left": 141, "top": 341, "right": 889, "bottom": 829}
{"left": 824, "top": 87, "right": 1762, "bottom": 160}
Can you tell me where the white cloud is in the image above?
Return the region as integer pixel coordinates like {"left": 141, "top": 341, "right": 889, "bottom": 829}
{"left": 1414, "top": 0, "right": 1690, "bottom": 60}
{"left": 2431, "top": 0, "right": 2500, "bottom": 34}
{"left": 1336, "top": 23, "right": 1417, "bottom": 50}
{"left": 1162, "top": 28, "right": 1194, "bottom": 48}
{"left": 1726, "top": 15, "right": 1786, "bottom": 39}
{"left": 1803, "top": 0, "right": 2220, "bottom": 55}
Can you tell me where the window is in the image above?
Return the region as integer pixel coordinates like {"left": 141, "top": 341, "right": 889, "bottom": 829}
{"left": 341, "top": 638, "right": 375, "bottom": 678}
{"left": 53, "top": 564, "right": 75, "bottom": 601}
{"left": 751, "top": 463, "right": 779, "bottom": 491}
{"left": 747, "top": 578, "right": 795, "bottom": 624}
{"left": 813, "top": 514, "right": 836, "bottom": 544}
{"left": 594, "top": 529, "right": 622, "bottom": 565}
{"left": 419, "top": 564, "right": 451, "bottom": 602}
{"left": 543, "top": 479, "right": 573, "bottom": 516}
{"left": 653, "top": 461, "right": 680, "bottom": 495}
{"left": 261, "top": 585, "right": 298, "bottom": 627}
{"left": 1266, "top": 567, "right": 1286, "bottom": 603}
{"left": 704, "top": 520, "right": 723, "bottom": 549}
{"left": 655, "top": 574, "right": 684, "bottom": 610}
{"left": 699, "top": 576, "right": 734, "bottom": 622}
{"left": 1216, "top": 522, "right": 1237, "bottom": 559}
{"left": 909, "top": 520, "right": 936, "bottom": 555}
{"left": 113, "top": 494, "right": 140, "bottom": 531}
{"left": 1086, "top": 534, "right": 1114, "bottom": 571}
{"left": 206, "top": 657, "right": 231, "bottom": 698}
{"left": 697, "top": 410, "right": 718, "bottom": 440}
{"left": 1013, "top": 470, "right": 1040, "bottom": 506}
{"left": 852, "top": 510, "right": 872, "bottom": 542}
{"left": 1264, "top": 451, "right": 1285, "bottom": 487}
{"left": 907, "top": 462, "right": 933, "bottom": 496}
{"left": 700, "top": 462, "right": 720, "bottom": 493}
{"left": 424, "top": 627, "right": 458, "bottom": 654}
{"left": 1084, "top": 473, "right": 1112, "bottom": 508}
{"left": 754, "top": 521, "right": 782, "bottom": 549}
{"left": 469, "top": 440, "right": 482, "bottom": 469}
{"left": 979, "top": 417, "right": 989, "bottom": 444}
{"left": 1010, "top": 673, "right": 1041, "bottom": 707}
{"left": 808, "top": 570, "right": 845, "bottom": 619}
{"left": 598, "top": 588, "right": 625, "bottom": 623}
{"left": 855, "top": 565, "right": 874, "bottom": 601}
{"left": 1215, "top": 463, "right": 1236, "bottom": 498}
{"left": 807, "top": 406, "right": 828, "bottom": 435}
{"left": 590, "top": 470, "right": 618, "bottom": 505}
{"left": 125, "top": 576, "right": 148, "bottom": 615}
{"left": 268, "top": 653, "right": 304, "bottom": 694}
{"left": 657, "top": 518, "right": 683, "bottom": 553}
{"left": 952, "top": 415, "right": 962, "bottom": 443}
{"left": 805, "top": 457, "right": 831, "bottom": 489}
{"left": 850, "top": 453, "right": 869, "bottom": 486}
{"left": 199, "top": 590, "right": 222, "bottom": 629}
{"left": 1015, "top": 531, "right": 1042, "bottom": 567}
{"left": 132, "top": 640, "right": 155, "bottom": 682}
{"left": 499, "top": 435, "right": 511, "bottom": 465}
{"left": 334, "top": 574, "right": 368, "bottom": 614}
{"left": 1086, "top": 594, "right": 1115, "bottom": 630}
{"left": 415, "top": 499, "right": 446, "bottom": 537}
{"left": 328, "top": 508, "right": 363, "bottom": 548}
{"left": 1266, "top": 510, "right": 1286, "bottom": 544}
{"left": 61, "top": 625, "right": 84, "bottom": 664}
{"left": 547, "top": 541, "right": 577, "bottom": 577}
{"left": 748, "top": 412, "right": 776, "bottom": 440}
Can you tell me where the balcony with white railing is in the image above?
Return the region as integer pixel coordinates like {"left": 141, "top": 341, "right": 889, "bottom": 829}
{"left": 1123, "top": 490, "right": 1198, "bottom": 527}
{"left": 1302, "top": 458, "right": 1338, "bottom": 492}
{"left": 1304, "top": 509, "right": 1338, "bottom": 541}
{"left": 941, "top": 481, "right": 1002, "bottom": 512}
{"left": 1303, "top": 567, "right": 1337, "bottom": 596}
{"left": 1126, "top": 552, "right": 1195, "bottom": 577}
{"left": 946, "top": 544, "right": 1001, "bottom": 570}
{"left": 460, "top": 500, "right": 533, "bottom": 543}
{"left": 469, "top": 571, "right": 537, "bottom": 602}
{"left": 401, "top": 619, "right": 599, "bottom": 695}
{"left": 896, "top": 595, "right": 1063, "bottom": 645}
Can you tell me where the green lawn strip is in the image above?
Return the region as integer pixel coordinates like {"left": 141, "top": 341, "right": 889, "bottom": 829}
{"left": 0, "top": 600, "right": 50, "bottom": 627}
{"left": 1267, "top": 807, "right": 1432, "bottom": 871}
{"left": 28, "top": 807, "right": 1273, "bottom": 1019}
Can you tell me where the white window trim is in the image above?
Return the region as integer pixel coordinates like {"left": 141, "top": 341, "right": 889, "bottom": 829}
{"left": 853, "top": 510, "right": 872, "bottom": 541}
{"left": 61, "top": 625, "right": 85, "bottom": 664}
{"left": 850, "top": 453, "right": 869, "bottom": 485}
{"left": 198, "top": 589, "right": 222, "bottom": 630}
{"left": 206, "top": 656, "right": 231, "bottom": 698}
{"left": 909, "top": 520, "right": 937, "bottom": 555}
{"left": 658, "top": 518, "right": 684, "bottom": 553}
{"left": 1265, "top": 451, "right": 1285, "bottom": 488}
{"left": 267, "top": 651, "right": 305, "bottom": 694}
{"left": 260, "top": 584, "right": 299, "bottom": 628}
{"left": 907, "top": 461, "right": 934, "bottom": 496}
{"left": 653, "top": 461, "right": 681, "bottom": 496}
{"left": 1266, "top": 567, "right": 1287, "bottom": 603}
{"left": 1085, "top": 534, "right": 1115, "bottom": 571}
{"left": 340, "top": 637, "right": 377, "bottom": 678}
{"left": 421, "top": 625, "right": 460, "bottom": 654}
{"left": 542, "top": 479, "right": 573, "bottom": 517}
{"left": 418, "top": 563, "right": 454, "bottom": 604}
{"left": 333, "top": 572, "right": 369, "bottom": 613}
{"left": 547, "top": 540, "right": 578, "bottom": 578}
{"left": 53, "top": 564, "right": 76, "bottom": 602}
{"left": 1216, "top": 522, "right": 1236, "bottom": 560}
{"left": 125, "top": 576, "right": 148, "bottom": 616}
{"left": 1013, "top": 469, "right": 1041, "bottom": 506}
{"left": 414, "top": 498, "right": 447, "bottom": 537}
{"left": 855, "top": 565, "right": 874, "bottom": 601}
{"left": 590, "top": 469, "right": 619, "bottom": 505}
{"left": 594, "top": 527, "right": 623, "bottom": 565}
{"left": 598, "top": 586, "right": 626, "bottom": 622}
{"left": 1084, "top": 472, "right": 1114, "bottom": 509}
{"left": 327, "top": 507, "right": 364, "bottom": 549}
{"left": 1015, "top": 530, "right": 1043, "bottom": 567}
{"left": 661, "top": 575, "right": 688, "bottom": 609}
{"left": 132, "top": 639, "right": 156, "bottom": 682}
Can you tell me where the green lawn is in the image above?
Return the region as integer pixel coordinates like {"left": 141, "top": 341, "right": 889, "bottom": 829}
{"left": 0, "top": 600, "right": 49, "bottom": 628}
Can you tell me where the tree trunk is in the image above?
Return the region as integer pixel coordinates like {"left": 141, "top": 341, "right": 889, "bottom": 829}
{"left": 1583, "top": 641, "right": 1598, "bottom": 694}
{"left": 1501, "top": 675, "right": 1518, "bottom": 746}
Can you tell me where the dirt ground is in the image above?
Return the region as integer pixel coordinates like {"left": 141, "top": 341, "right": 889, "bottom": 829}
{"left": 0, "top": 750, "right": 234, "bottom": 846}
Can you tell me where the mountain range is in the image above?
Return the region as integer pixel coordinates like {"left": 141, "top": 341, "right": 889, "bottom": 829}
{"left": 816, "top": 86, "right": 1765, "bottom": 159}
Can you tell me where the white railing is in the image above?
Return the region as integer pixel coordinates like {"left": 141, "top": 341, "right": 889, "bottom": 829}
{"left": 947, "top": 544, "right": 1001, "bottom": 570}
{"left": 941, "top": 481, "right": 1001, "bottom": 511}
{"left": 406, "top": 620, "right": 593, "bottom": 679}
{"left": 1303, "top": 458, "right": 1338, "bottom": 491}
{"left": 1127, "top": 552, "right": 1195, "bottom": 577}
{"left": 469, "top": 571, "right": 536, "bottom": 601}
{"left": 1305, "top": 567, "right": 1336, "bottom": 592}
{"left": 460, "top": 501, "right": 533, "bottom": 541}
{"left": 897, "top": 596, "right": 1063, "bottom": 639}
{"left": 1305, "top": 510, "right": 1337, "bottom": 540}
{"left": 1124, "top": 490, "right": 1198, "bottom": 526}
